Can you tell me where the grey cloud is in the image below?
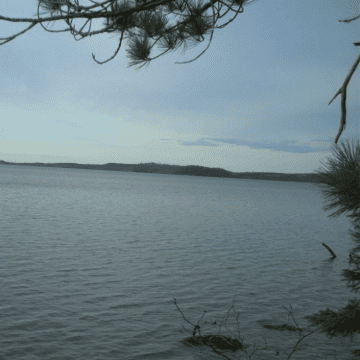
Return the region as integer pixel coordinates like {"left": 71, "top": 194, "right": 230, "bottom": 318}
{"left": 179, "top": 139, "right": 219, "bottom": 147}
{"left": 208, "top": 137, "right": 332, "bottom": 153}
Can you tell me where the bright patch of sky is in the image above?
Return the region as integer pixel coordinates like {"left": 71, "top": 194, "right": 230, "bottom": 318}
{"left": 0, "top": 0, "right": 359, "bottom": 172}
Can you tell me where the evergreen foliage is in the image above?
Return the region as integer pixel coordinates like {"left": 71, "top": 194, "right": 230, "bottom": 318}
{"left": 0, "top": 0, "right": 259, "bottom": 69}
{"left": 305, "top": 139, "right": 360, "bottom": 354}
{"left": 314, "top": 139, "right": 360, "bottom": 223}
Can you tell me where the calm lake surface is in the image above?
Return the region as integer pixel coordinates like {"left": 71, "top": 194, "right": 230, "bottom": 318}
{"left": 0, "top": 164, "right": 358, "bottom": 360}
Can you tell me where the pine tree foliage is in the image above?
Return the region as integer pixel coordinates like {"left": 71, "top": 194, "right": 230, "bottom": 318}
{"left": 314, "top": 138, "right": 360, "bottom": 222}
{"left": 0, "top": 0, "right": 259, "bottom": 69}
{"left": 305, "top": 299, "right": 360, "bottom": 341}
{"left": 307, "top": 139, "right": 360, "bottom": 347}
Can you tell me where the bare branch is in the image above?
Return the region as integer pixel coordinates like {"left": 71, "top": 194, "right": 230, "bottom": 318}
{"left": 328, "top": 54, "right": 360, "bottom": 144}
{"left": 280, "top": 305, "right": 321, "bottom": 360}
{"left": 285, "top": 327, "right": 319, "bottom": 360}
{"left": 321, "top": 242, "right": 337, "bottom": 259}
{"left": 0, "top": 0, "right": 178, "bottom": 23}
{"left": 339, "top": 13, "right": 360, "bottom": 23}
{"left": 173, "top": 297, "right": 203, "bottom": 329}
{"left": 0, "top": 22, "right": 37, "bottom": 45}
{"left": 175, "top": 296, "right": 323, "bottom": 360}
{"left": 92, "top": 26, "right": 125, "bottom": 64}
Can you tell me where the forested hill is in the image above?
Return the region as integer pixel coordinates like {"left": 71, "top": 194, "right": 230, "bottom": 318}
{"left": 0, "top": 160, "right": 321, "bottom": 183}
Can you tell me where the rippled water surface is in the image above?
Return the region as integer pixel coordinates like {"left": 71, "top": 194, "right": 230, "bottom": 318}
{"left": 0, "top": 164, "right": 358, "bottom": 360}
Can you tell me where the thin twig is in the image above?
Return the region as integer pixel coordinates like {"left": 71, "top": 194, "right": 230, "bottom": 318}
{"left": 282, "top": 305, "right": 321, "bottom": 360}
{"left": 339, "top": 13, "right": 360, "bottom": 23}
{"left": 285, "top": 327, "right": 319, "bottom": 360}
{"left": 328, "top": 54, "right": 360, "bottom": 144}
{"left": 322, "top": 243, "right": 337, "bottom": 259}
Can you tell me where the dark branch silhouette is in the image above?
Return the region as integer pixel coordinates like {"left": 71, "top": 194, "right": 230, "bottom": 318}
{"left": 0, "top": 0, "right": 359, "bottom": 142}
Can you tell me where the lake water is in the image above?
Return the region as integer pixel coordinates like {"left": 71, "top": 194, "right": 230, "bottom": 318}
{"left": 0, "top": 164, "right": 358, "bottom": 360}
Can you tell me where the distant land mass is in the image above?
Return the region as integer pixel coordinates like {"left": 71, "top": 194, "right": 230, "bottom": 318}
{"left": 0, "top": 160, "right": 322, "bottom": 183}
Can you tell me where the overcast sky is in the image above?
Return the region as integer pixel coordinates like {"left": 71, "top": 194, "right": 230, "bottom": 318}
{"left": 0, "top": 0, "right": 359, "bottom": 173}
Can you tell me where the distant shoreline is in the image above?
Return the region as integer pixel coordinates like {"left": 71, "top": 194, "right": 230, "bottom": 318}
{"left": 0, "top": 160, "right": 321, "bottom": 184}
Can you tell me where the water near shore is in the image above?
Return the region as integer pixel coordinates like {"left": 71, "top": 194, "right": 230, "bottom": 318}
{"left": 0, "top": 164, "right": 357, "bottom": 360}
